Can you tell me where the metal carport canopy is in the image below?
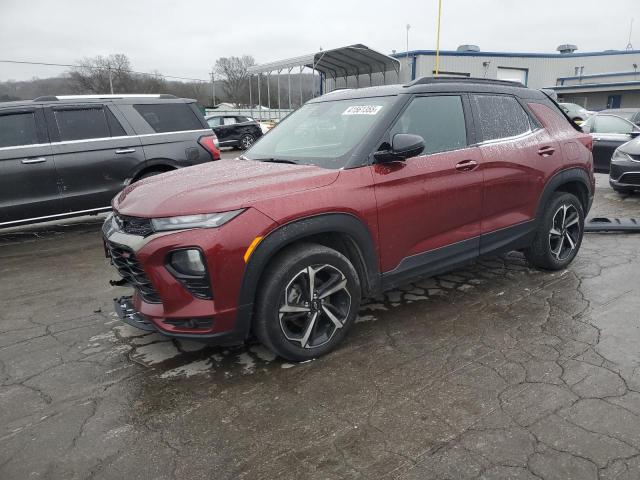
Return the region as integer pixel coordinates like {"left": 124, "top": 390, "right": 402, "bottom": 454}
{"left": 247, "top": 44, "right": 400, "bottom": 78}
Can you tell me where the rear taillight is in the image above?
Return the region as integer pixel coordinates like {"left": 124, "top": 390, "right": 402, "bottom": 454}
{"left": 198, "top": 134, "right": 220, "bottom": 161}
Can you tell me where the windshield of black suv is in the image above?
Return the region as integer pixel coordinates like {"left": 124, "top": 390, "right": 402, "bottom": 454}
{"left": 245, "top": 97, "right": 394, "bottom": 169}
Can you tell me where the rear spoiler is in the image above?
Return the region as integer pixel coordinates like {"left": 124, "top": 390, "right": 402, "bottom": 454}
{"left": 539, "top": 89, "right": 582, "bottom": 132}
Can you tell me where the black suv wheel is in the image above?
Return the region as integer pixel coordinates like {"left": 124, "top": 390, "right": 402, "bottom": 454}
{"left": 524, "top": 192, "right": 584, "bottom": 270}
{"left": 254, "top": 243, "right": 361, "bottom": 361}
{"left": 239, "top": 134, "right": 255, "bottom": 150}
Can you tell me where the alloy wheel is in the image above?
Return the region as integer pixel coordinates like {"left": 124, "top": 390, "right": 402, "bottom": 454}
{"left": 548, "top": 204, "right": 581, "bottom": 261}
{"left": 279, "top": 264, "right": 351, "bottom": 349}
{"left": 241, "top": 135, "right": 254, "bottom": 149}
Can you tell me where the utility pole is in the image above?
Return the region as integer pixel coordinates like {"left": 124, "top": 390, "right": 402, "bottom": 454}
{"left": 210, "top": 68, "right": 216, "bottom": 108}
{"left": 107, "top": 64, "right": 114, "bottom": 94}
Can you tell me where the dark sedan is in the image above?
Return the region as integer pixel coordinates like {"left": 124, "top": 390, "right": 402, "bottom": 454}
{"left": 205, "top": 115, "right": 263, "bottom": 150}
{"left": 610, "top": 135, "right": 640, "bottom": 194}
{"left": 581, "top": 114, "right": 640, "bottom": 173}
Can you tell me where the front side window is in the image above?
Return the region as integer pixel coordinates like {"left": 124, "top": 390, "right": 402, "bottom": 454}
{"left": 246, "top": 96, "right": 395, "bottom": 169}
{"left": 134, "top": 103, "right": 202, "bottom": 133}
{"left": 594, "top": 115, "right": 635, "bottom": 134}
{"left": 472, "top": 94, "right": 532, "bottom": 142}
{"left": 0, "top": 112, "right": 39, "bottom": 148}
{"left": 55, "top": 108, "right": 110, "bottom": 141}
{"left": 390, "top": 95, "right": 467, "bottom": 155}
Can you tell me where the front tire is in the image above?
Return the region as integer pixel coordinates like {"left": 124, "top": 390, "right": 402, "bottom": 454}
{"left": 524, "top": 192, "right": 584, "bottom": 270}
{"left": 254, "top": 243, "right": 361, "bottom": 361}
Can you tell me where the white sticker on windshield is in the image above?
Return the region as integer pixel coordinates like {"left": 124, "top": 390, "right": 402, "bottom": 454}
{"left": 342, "top": 105, "right": 383, "bottom": 116}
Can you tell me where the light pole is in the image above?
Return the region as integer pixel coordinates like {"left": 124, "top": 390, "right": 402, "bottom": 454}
{"left": 435, "top": 0, "right": 443, "bottom": 76}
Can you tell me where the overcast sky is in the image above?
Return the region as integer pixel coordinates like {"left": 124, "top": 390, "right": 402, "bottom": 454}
{"left": 1, "top": 0, "right": 637, "bottom": 82}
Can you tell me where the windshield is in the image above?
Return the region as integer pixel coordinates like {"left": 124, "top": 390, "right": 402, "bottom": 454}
{"left": 245, "top": 96, "right": 394, "bottom": 169}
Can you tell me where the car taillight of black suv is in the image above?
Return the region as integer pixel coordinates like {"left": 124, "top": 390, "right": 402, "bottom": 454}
{"left": 0, "top": 94, "right": 220, "bottom": 227}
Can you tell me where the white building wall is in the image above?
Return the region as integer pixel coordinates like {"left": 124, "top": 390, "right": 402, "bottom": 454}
{"left": 407, "top": 51, "right": 640, "bottom": 88}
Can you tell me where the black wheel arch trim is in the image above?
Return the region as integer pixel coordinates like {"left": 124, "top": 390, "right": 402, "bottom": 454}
{"left": 130, "top": 159, "right": 179, "bottom": 181}
{"left": 535, "top": 167, "right": 593, "bottom": 222}
{"left": 234, "top": 212, "right": 380, "bottom": 338}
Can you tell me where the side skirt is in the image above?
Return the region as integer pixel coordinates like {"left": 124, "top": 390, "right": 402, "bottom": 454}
{"left": 381, "top": 220, "right": 536, "bottom": 291}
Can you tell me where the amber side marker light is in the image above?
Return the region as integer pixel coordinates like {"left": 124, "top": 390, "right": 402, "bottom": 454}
{"left": 244, "top": 236, "right": 264, "bottom": 263}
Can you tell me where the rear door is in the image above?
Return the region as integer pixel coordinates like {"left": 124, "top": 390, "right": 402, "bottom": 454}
{"left": 585, "top": 115, "right": 639, "bottom": 173}
{"left": 47, "top": 104, "right": 145, "bottom": 212}
{"left": 471, "top": 93, "right": 555, "bottom": 251}
{"left": 0, "top": 106, "right": 61, "bottom": 225}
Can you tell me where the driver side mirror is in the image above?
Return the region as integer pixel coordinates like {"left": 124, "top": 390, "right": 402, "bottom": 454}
{"left": 374, "top": 133, "right": 425, "bottom": 163}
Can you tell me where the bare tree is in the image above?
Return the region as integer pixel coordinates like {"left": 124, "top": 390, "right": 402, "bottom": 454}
{"left": 68, "top": 54, "right": 134, "bottom": 94}
{"left": 214, "top": 55, "right": 255, "bottom": 106}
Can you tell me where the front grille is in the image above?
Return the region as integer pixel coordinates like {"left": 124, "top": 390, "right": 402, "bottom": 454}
{"left": 106, "top": 241, "right": 161, "bottom": 303}
{"left": 115, "top": 214, "right": 154, "bottom": 237}
{"left": 619, "top": 172, "right": 640, "bottom": 186}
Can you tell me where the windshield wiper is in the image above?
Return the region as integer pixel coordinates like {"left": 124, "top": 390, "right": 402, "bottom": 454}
{"left": 256, "top": 158, "right": 299, "bottom": 165}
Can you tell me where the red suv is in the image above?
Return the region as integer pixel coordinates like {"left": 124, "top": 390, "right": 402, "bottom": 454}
{"left": 104, "top": 78, "right": 594, "bottom": 361}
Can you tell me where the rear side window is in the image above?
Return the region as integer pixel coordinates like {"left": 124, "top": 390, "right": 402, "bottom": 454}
{"left": 472, "top": 95, "right": 531, "bottom": 142}
{"left": 390, "top": 95, "right": 468, "bottom": 155}
{"left": 0, "top": 112, "right": 39, "bottom": 148}
{"left": 207, "top": 117, "right": 222, "bottom": 127}
{"left": 134, "top": 103, "right": 202, "bottom": 133}
{"left": 223, "top": 117, "right": 237, "bottom": 126}
{"left": 55, "top": 108, "right": 111, "bottom": 141}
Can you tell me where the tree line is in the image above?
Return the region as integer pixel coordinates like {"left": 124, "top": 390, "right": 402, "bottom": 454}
{"left": 0, "top": 53, "right": 317, "bottom": 108}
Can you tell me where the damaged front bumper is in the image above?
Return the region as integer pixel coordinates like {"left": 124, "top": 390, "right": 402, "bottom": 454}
{"left": 114, "top": 296, "right": 157, "bottom": 332}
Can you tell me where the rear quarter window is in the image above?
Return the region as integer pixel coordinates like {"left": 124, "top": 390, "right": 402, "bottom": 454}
{"left": 472, "top": 94, "right": 531, "bottom": 142}
{"left": 0, "top": 112, "right": 39, "bottom": 148}
{"left": 133, "top": 103, "right": 203, "bottom": 133}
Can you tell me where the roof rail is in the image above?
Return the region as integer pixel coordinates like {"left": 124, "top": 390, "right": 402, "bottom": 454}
{"left": 405, "top": 77, "right": 525, "bottom": 88}
{"left": 33, "top": 94, "right": 178, "bottom": 101}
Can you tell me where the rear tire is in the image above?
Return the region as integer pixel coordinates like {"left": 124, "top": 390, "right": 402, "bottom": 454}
{"left": 239, "top": 134, "right": 255, "bottom": 150}
{"left": 254, "top": 243, "right": 361, "bottom": 361}
{"left": 136, "top": 170, "right": 167, "bottom": 182}
{"left": 524, "top": 192, "right": 584, "bottom": 270}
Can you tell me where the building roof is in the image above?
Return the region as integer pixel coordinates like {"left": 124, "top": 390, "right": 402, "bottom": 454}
{"left": 247, "top": 44, "right": 400, "bottom": 79}
{"left": 393, "top": 49, "right": 640, "bottom": 59}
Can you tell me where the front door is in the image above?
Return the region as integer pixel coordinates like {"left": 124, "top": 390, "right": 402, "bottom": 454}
{"left": 587, "top": 114, "right": 637, "bottom": 173}
{"left": 0, "top": 107, "right": 61, "bottom": 225}
{"left": 372, "top": 94, "right": 484, "bottom": 286}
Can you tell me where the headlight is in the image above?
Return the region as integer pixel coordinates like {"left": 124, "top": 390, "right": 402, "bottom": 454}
{"left": 611, "top": 150, "right": 633, "bottom": 163}
{"left": 151, "top": 209, "right": 244, "bottom": 231}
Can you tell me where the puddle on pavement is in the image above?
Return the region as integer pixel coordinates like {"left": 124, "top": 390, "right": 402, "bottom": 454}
{"left": 87, "top": 251, "right": 537, "bottom": 381}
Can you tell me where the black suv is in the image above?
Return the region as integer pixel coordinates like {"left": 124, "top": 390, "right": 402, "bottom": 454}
{"left": 0, "top": 94, "right": 219, "bottom": 227}
{"left": 205, "top": 114, "right": 263, "bottom": 149}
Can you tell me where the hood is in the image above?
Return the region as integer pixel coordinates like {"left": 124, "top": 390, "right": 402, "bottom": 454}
{"left": 114, "top": 159, "right": 340, "bottom": 218}
{"left": 619, "top": 136, "right": 640, "bottom": 155}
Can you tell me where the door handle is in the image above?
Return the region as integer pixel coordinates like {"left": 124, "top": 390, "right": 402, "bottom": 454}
{"left": 537, "top": 146, "right": 555, "bottom": 157}
{"left": 115, "top": 148, "right": 136, "bottom": 154}
{"left": 455, "top": 159, "right": 478, "bottom": 172}
{"left": 21, "top": 157, "right": 47, "bottom": 164}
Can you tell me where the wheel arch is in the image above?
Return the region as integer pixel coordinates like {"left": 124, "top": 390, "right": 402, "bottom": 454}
{"left": 536, "top": 168, "right": 592, "bottom": 222}
{"left": 130, "top": 159, "right": 178, "bottom": 181}
{"left": 237, "top": 213, "right": 380, "bottom": 324}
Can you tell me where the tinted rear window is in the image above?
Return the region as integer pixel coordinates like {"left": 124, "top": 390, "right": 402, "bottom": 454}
{"left": 133, "top": 103, "right": 202, "bottom": 133}
{"left": 55, "top": 108, "right": 111, "bottom": 141}
{"left": 0, "top": 112, "right": 39, "bottom": 148}
{"left": 472, "top": 94, "right": 531, "bottom": 142}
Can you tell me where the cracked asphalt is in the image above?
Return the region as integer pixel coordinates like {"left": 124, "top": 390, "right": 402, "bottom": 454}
{"left": 1, "top": 174, "right": 640, "bottom": 479}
